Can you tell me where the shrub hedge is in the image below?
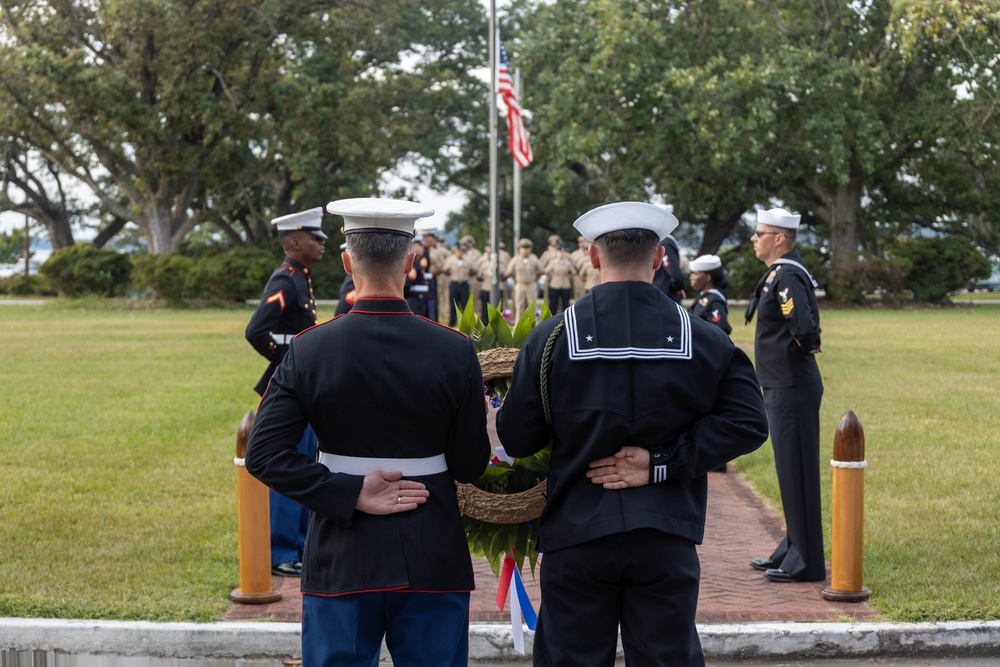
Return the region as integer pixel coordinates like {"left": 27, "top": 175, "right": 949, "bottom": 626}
{"left": 39, "top": 243, "right": 133, "bottom": 297}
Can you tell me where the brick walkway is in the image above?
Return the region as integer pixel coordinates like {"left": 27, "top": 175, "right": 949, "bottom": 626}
{"left": 224, "top": 470, "right": 875, "bottom": 624}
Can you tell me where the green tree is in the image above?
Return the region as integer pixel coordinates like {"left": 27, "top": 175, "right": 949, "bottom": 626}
{"left": 515, "top": 0, "right": 1000, "bottom": 300}
{"left": 0, "top": 226, "right": 27, "bottom": 264}
{"left": 0, "top": 0, "right": 489, "bottom": 253}
{"left": 0, "top": 140, "right": 78, "bottom": 249}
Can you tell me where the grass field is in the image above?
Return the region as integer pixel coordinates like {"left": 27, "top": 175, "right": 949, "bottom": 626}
{"left": 1, "top": 301, "right": 999, "bottom": 622}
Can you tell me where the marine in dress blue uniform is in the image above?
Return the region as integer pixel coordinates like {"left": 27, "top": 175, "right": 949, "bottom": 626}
{"left": 745, "top": 207, "right": 826, "bottom": 584}
{"left": 497, "top": 202, "right": 769, "bottom": 667}
{"left": 245, "top": 207, "right": 327, "bottom": 577}
{"left": 246, "top": 198, "right": 491, "bottom": 667}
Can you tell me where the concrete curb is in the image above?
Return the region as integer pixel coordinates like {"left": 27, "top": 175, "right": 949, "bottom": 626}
{"left": 3, "top": 618, "right": 1000, "bottom": 661}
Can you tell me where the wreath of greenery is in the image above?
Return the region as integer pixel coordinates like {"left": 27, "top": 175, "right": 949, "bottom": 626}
{"left": 456, "top": 296, "right": 551, "bottom": 576}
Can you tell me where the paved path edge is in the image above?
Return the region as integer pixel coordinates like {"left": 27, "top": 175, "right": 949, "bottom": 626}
{"left": 2, "top": 618, "right": 999, "bottom": 661}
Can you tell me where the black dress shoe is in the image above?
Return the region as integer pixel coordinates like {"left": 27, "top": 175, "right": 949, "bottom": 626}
{"left": 272, "top": 561, "right": 302, "bottom": 577}
{"left": 750, "top": 557, "right": 779, "bottom": 571}
{"left": 763, "top": 568, "right": 801, "bottom": 583}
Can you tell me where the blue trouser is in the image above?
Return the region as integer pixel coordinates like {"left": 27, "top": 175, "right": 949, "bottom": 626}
{"left": 269, "top": 424, "right": 316, "bottom": 565}
{"left": 302, "top": 590, "right": 470, "bottom": 667}
{"left": 763, "top": 381, "right": 826, "bottom": 581}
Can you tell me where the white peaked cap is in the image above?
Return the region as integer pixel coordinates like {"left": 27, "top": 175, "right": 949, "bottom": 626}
{"left": 271, "top": 207, "right": 327, "bottom": 239}
{"left": 573, "top": 202, "right": 679, "bottom": 242}
{"left": 689, "top": 254, "right": 722, "bottom": 272}
{"left": 326, "top": 198, "right": 434, "bottom": 237}
{"left": 758, "top": 207, "right": 801, "bottom": 230}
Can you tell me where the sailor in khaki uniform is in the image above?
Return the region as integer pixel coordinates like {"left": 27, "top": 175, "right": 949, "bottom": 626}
{"left": 476, "top": 242, "right": 511, "bottom": 320}
{"left": 460, "top": 235, "right": 482, "bottom": 316}
{"left": 570, "top": 235, "right": 589, "bottom": 301}
{"left": 443, "top": 243, "right": 473, "bottom": 325}
{"left": 247, "top": 198, "right": 490, "bottom": 667}
{"left": 544, "top": 245, "right": 577, "bottom": 314}
{"left": 505, "top": 238, "right": 544, "bottom": 320}
{"left": 427, "top": 233, "right": 451, "bottom": 324}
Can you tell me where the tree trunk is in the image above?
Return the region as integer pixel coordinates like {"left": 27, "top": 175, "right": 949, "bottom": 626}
{"left": 807, "top": 176, "right": 863, "bottom": 302}
{"left": 145, "top": 205, "right": 175, "bottom": 255}
{"left": 699, "top": 207, "right": 747, "bottom": 255}
{"left": 43, "top": 214, "right": 75, "bottom": 249}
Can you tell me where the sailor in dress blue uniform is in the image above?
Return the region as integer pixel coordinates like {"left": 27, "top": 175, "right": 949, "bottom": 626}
{"left": 687, "top": 254, "right": 732, "bottom": 335}
{"left": 497, "top": 202, "right": 769, "bottom": 667}
{"left": 745, "top": 208, "right": 826, "bottom": 584}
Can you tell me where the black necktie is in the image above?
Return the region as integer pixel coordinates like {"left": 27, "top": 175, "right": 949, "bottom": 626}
{"left": 744, "top": 270, "right": 770, "bottom": 325}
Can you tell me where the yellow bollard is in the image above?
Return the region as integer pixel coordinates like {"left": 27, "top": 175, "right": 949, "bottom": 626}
{"left": 822, "top": 410, "right": 870, "bottom": 602}
{"left": 230, "top": 410, "right": 282, "bottom": 604}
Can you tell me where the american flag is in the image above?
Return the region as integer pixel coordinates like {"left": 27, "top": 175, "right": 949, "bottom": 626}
{"left": 498, "top": 38, "right": 533, "bottom": 169}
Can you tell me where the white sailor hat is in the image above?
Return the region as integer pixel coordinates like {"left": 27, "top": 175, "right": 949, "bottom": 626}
{"left": 573, "top": 201, "right": 679, "bottom": 242}
{"left": 689, "top": 254, "right": 722, "bottom": 272}
{"left": 326, "top": 198, "right": 434, "bottom": 237}
{"left": 757, "top": 207, "right": 800, "bottom": 230}
{"left": 271, "top": 207, "right": 327, "bottom": 239}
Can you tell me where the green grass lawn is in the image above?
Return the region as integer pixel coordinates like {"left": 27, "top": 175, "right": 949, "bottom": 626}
{"left": 730, "top": 304, "right": 1000, "bottom": 622}
{"left": 1, "top": 302, "right": 998, "bottom": 622}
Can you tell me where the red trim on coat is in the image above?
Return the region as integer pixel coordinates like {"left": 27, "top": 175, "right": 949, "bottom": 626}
{"left": 417, "top": 315, "right": 471, "bottom": 340}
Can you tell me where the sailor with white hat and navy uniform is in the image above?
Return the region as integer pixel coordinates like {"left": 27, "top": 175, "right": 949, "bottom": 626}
{"left": 745, "top": 207, "right": 826, "bottom": 584}
{"left": 652, "top": 206, "right": 687, "bottom": 304}
{"left": 245, "top": 206, "right": 327, "bottom": 578}
{"left": 687, "top": 254, "right": 732, "bottom": 335}
{"left": 246, "top": 198, "right": 491, "bottom": 667}
{"left": 497, "top": 202, "right": 768, "bottom": 667}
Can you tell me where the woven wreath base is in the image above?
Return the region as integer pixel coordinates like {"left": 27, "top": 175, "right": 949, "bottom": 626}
{"left": 477, "top": 347, "right": 521, "bottom": 382}
{"left": 459, "top": 345, "right": 547, "bottom": 523}
{"left": 456, "top": 479, "right": 547, "bottom": 524}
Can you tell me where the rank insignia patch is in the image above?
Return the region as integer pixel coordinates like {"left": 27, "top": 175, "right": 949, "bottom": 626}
{"left": 265, "top": 291, "right": 286, "bottom": 311}
{"left": 779, "top": 288, "right": 795, "bottom": 315}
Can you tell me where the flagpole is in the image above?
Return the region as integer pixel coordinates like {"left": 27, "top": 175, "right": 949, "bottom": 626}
{"left": 488, "top": 5, "right": 501, "bottom": 308}
{"left": 512, "top": 68, "right": 522, "bottom": 253}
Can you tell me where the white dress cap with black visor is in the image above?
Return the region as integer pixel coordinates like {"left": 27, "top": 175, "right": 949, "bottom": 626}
{"left": 326, "top": 198, "right": 435, "bottom": 237}
{"left": 271, "top": 207, "right": 327, "bottom": 239}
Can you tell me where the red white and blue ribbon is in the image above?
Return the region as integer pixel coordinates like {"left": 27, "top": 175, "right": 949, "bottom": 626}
{"left": 495, "top": 554, "right": 538, "bottom": 654}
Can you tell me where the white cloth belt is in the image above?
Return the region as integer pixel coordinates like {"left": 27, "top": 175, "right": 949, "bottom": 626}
{"left": 318, "top": 452, "right": 448, "bottom": 476}
{"left": 271, "top": 333, "right": 295, "bottom": 345}
{"left": 410, "top": 285, "right": 429, "bottom": 293}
